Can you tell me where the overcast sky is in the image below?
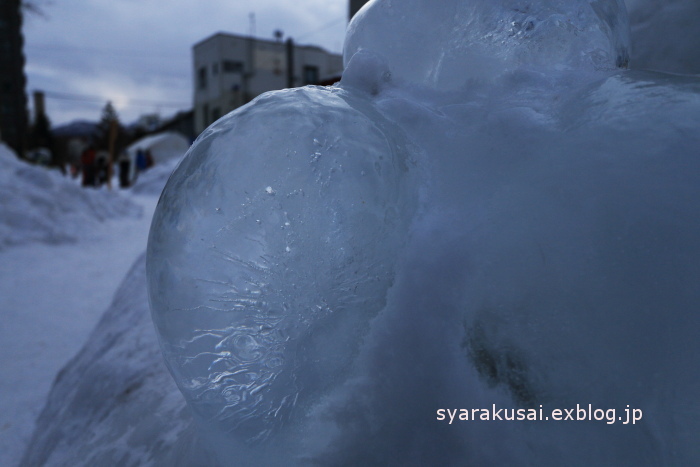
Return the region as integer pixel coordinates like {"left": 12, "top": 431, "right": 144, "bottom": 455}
{"left": 23, "top": 0, "right": 349, "bottom": 126}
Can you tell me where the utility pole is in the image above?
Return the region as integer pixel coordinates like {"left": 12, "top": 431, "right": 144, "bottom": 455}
{"left": 286, "top": 37, "right": 295, "bottom": 89}
{"left": 249, "top": 12, "right": 256, "bottom": 38}
{"left": 107, "top": 119, "right": 117, "bottom": 190}
{"left": 32, "top": 91, "right": 45, "bottom": 120}
{"left": 244, "top": 12, "right": 256, "bottom": 104}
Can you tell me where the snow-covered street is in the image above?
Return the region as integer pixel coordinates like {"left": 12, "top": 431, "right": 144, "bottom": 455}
{"left": 0, "top": 141, "right": 162, "bottom": 465}
{"left": 0, "top": 194, "right": 157, "bottom": 466}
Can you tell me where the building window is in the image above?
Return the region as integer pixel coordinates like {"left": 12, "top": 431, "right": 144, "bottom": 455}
{"left": 212, "top": 107, "right": 221, "bottom": 122}
{"left": 223, "top": 60, "right": 243, "bottom": 73}
{"left": 198, "top": 66, "right": 207, "bottom": 89}
{"left": 202, "top": 103, "right": 209, "bottom": 127}
{"left": 212, "top": 63, "right": 219, "bottom": 75}
{"left": 303, "top": 65, "right": 319, "bottom": 85}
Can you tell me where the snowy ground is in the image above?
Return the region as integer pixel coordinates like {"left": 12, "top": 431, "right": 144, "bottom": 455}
{"left": 0, "top": 143, "right": 165, "bottom": 466}
{"left": 0, "top": 194, "right": 157, "bottom": 466}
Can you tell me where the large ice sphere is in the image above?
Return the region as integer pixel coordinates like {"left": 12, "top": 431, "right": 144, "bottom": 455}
{"left": 146, "top": 86, "right": 417, "bottom": 455}
{"left": 345, "top": 0, "right": 631, "bottom": 89}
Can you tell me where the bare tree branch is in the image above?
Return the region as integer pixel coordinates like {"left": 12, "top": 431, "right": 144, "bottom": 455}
{"left": 22, "top": 0, "right": 52, "bottom": 18}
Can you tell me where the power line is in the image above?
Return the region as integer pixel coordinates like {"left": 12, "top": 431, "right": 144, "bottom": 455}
{"left": 25, "top": 43, "right": 188, "bottom": 60}
{"left": 296, "top": 16, "right": 346, "bottom": 41}
{"left": 40, "top": 90, "right": 190, "bottom": 109}
{"left": 26, "top": 16, "right": 346, "bottom": 59}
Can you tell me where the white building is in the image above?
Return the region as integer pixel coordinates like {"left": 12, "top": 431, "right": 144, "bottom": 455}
{"left": 192, "top": 33, "right": 344, "bottom": 134}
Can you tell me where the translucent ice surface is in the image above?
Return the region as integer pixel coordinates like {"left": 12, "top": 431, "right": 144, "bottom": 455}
{"left": 626, "top": 0, "right": 700, "bottom": 74}
{"left": 147, "top": 86, "right": 418, "bottom": 461}
{"left": 345, "top": 0, "right": 630, "bottom": 89}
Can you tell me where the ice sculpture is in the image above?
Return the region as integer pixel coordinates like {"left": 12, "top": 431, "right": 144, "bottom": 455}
{"left": 148, "top": 0, "right": 700, "bottom": 464}
{"left": 147, "top": 86, "right": 419, "bottom": 454}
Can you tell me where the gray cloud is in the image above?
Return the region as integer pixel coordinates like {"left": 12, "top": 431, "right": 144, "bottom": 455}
{"left": 23, "top": 0, "right": 348, "bottom": 125}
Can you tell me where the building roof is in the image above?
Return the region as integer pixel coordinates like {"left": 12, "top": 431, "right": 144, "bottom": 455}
{"left": 193, "top": 31, "right": 333, "bottom": 55}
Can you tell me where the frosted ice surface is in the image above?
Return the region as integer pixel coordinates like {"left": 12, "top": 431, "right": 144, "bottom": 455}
{"left": 147, "top": 86, "right": 418, "bottom": 453}
{"left": 345, "top": 0, "right": 630, "bottom": 89}
{"left": 625, "top": 0, "right": 700, "bottom": 75}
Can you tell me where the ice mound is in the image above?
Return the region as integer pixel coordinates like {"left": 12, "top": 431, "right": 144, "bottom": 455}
{"left": 21, "top": 255, "right": 211, "bottom": 466}
{"left": 147, "top": 0, "right": 700, "bottom": 464}
{"left": 0, "top": 143, "right": 141, "bottom": 250}
{"left": 344, "top": 0, "right": 630, "bottom": 89}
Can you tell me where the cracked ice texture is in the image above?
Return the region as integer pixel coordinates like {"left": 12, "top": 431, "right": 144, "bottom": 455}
{"left": 147, "top": 86, "right": 417, "bottom": 452}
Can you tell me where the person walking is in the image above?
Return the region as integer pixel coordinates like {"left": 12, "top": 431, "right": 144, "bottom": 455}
{"left": 81, "top": 145, "right": 97, "bottom": 187}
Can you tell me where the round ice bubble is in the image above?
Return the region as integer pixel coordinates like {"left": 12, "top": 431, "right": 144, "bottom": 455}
{"left": 344, "top": 0, "right": 631, "bottom": 89}
{"left": 146, "top": 86, "right": 417, "bottom": 452}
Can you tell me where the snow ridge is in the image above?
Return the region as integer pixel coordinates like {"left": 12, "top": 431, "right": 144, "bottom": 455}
{"left": 0, "top": 144, "right": 142, "bottom": 251}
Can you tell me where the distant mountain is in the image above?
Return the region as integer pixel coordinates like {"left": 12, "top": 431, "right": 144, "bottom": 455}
{"left": 52, "top": 120, "right": 99, "bottom": 138}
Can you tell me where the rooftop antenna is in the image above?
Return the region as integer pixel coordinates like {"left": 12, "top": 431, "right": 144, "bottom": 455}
{"left": 249, "top": 12, "right": 256, "bottom": 38}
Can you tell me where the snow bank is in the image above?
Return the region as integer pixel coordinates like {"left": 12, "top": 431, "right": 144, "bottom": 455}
{"left": 127, "top": 132, "right": 190, "bottom": 165}
{"left": 124, "top": 132, "right": 189, "bottom": 191}
{"left": 0, "top": 195, "right": 157, "bottom": 467}
{"left": 130, "top": 157, "right": 182, "bottom": 196}
{"left": 0, "top": 143, "right": 141, "bottom": 250}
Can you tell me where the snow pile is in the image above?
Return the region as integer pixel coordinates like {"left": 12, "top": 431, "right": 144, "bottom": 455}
{"left": 130, "top": 157, "right": 183, "bottom": 196}
{"left": 0, "top": 195, "right": 157, "bottom": 467}
{"left": 0, "top": 143, "right": 141, "bottom": 250}
{"left": 124, "top": 132, "right": 189, "bottom": 193}
{"left": 127, "top": 132, "right": 190, "bottom": 166}
{"left": 145, "top": 0, "right": 700, "bottom": 465}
